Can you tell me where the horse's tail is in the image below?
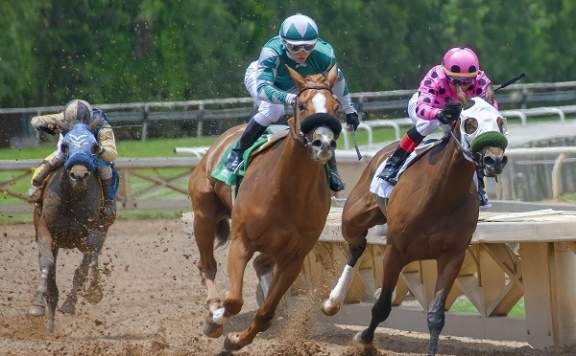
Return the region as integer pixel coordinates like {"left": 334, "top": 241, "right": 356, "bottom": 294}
{"left": 215, "top": 218, "right": 230, "bottom": 249}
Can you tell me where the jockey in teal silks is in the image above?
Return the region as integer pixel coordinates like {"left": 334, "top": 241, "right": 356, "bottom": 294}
{"left": 378, "top": 47, "right": 498, "bottom": 207}
{"left": 225, "top": 13, "right": 359, "bottom": 192}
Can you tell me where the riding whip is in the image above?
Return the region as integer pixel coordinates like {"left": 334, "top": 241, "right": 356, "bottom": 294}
{"left": 350, "top": 125, "right": 362, "bottom": 161}
{"left": 494, "top": 73, "right": 525, "bottom": 92}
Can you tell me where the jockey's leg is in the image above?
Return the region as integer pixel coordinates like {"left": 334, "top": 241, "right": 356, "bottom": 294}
{"left": 96, "top": 165, "right": 117, "bottom": 225}
{"left": 28, "top": 151, "right": 64, "bottom": 202}
{"left": 326, "top": 154, "right": 345, "bottom": 192}
{"left": 225, "top": 101, "right": 283, "bottom": 172}
{"left": 476, "top": 167, "right": 491, "bottom": 208}
{"left": 377, "top": 126, "right": 425, "bottom": 184}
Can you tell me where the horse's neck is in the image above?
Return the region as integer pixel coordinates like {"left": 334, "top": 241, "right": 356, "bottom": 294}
{"left": 428, "top": 137, "right": 476, "bottom": 204}
{"left": 274, "top": 135, "right": 327, "bottom": 194}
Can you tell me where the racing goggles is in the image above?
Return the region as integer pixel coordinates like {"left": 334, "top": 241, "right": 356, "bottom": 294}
{"left": 448, "top": 76, "right": 475, "bottom": 87}
{"left": 285, "top": 42, "right": 315, "bottom": 53}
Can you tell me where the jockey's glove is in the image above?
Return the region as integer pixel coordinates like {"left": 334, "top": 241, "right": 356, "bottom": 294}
{"left": 345, "top": 112, "right": 360, "bottom": 131}
{"left": 437, "top": 102, "right": 463, "bottom": 124}
{"left": 285, "top": 93, "right": 297, "bottom": 106}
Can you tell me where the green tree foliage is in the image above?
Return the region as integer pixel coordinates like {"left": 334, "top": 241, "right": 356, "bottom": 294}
{"left": 0, "top": 0, "right": 574, "bottom": 107}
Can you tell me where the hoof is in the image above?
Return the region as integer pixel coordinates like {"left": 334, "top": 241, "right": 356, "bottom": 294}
{"left": 353, "top": 330, "right": 373, "bottom": 347}
{"left": 28, "top": 305, "right": 45, "bottom": 317}
{"left": 46, "top": 319, "right": 54, "bottom": 333}
{"left": 321, "top": 299, "right": 340, "bottom": 316}
{"left": 58, "top": 301, "right": 76, "bottom": 315}
{"left": 223, "top": 333, "right": 244, "bottom": 352}
{"left": 203, "top": 319, "right": 224, "bottom": 338}
{"left": 83, "top": 285, "right": 103, "bottom": 305}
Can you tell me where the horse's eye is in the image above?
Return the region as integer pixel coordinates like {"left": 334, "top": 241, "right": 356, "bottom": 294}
{"left": 298, "top": 103, "right": 306, "bottom": 111}
{"left": 464, "top": 117, "right": 478, "bottom": 134}
{"left": 497, "top": 117, "right": 506, "bottom": 133}
{"left": 334, "top": 103, "right": 340, "bottom": 112}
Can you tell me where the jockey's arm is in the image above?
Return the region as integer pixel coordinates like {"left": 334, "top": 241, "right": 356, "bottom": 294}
{"left": 255, "top": 47, "right": 296, "bottom": 105}
{"left": 331, "top": 68, "right": 357, "bottom": 115}
{"left": 478, "top": 72, "right": 499, "bottom": 109}
{"left": 31, "top": 112, "right": 67, "bottom": 135}
{"left": 97, "top": 124, "right": 118, "bottom": 162}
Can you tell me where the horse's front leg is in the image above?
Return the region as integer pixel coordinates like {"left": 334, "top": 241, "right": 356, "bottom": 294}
{"left": 322, "top": 198, "right": 383, "bottom": 316}
{"left": 29, "top": 218, "right": 58, "bottom": 332}
{"left": 426, "top": 252, "right": 466, "bottom": 356}
{"left": 223, "top": 255, "right": 303, "bottom": 352}
{"left": 82, "top": 230, "right": 106, "bottom": 305}
{"left": 59, "top": 253, "right": 90, "bottom": 314}
{"left": 206, "top": 237, "right": 253, "bottom": 338}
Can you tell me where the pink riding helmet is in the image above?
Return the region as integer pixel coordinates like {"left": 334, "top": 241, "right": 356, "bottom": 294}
{"left": 442, "top": 47, "right": 479, "bottom": 78}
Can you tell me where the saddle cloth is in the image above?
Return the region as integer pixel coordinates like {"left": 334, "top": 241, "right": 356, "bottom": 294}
{"left": 370, "top": 138, "right": 446, "bottom": 199}
{"left": 211, "top": 125, "right": 290, "bottom": 186}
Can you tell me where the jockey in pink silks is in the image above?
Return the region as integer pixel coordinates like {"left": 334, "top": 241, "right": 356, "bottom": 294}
{"left": 378, "top": 47, "right": 497, "bottom": 207}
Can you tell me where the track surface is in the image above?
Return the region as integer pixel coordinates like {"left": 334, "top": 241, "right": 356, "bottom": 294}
{"left": 1, "top": 219, "right": 571, "bottom": 355}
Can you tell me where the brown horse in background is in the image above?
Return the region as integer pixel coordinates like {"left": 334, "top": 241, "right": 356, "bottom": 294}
{"left": 188, "top": 65, "right": 342, "bottom": 351}
{"left": 322, "top": 95, "right": 508, "bottom": 355}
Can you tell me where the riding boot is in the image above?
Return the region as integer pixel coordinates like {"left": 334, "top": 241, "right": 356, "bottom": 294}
{"left": 326, "top": 155, "right": 345, "bottom": 192}
{"left": 100, "top": 177, "right": 117, "bottom": 225}
{"left": 477, "top": 169, "right": 491, "bottom": 208}
{"left": 378, "top": 127, "right": 424, "bottom": 185}
{"left": 225, "top": 118, "right": 267, "bottom": 172}
{"left": 377, "top": 146, "right": 411, "bottom": 185}
{"left": 28, "top": 161, "right": 56, "bottom": 202}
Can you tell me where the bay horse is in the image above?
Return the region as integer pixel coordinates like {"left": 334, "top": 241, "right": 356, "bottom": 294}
{"left": 28, "top": 120, "right": 114, "bottom": 332}
{"left": 321, "top": 95, "right": 508, "bottom": 355}
{"left": 188, "top": 65, "right": 342, "bottom": 351}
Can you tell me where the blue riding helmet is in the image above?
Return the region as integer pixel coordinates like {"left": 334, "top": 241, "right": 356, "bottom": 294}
{"left": 63, "top": 122, "right": 99, "bottom": 172}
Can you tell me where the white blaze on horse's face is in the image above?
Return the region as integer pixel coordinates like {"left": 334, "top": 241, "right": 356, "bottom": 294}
{"left": 460, "top": 97, "right": 507, "bottom": 145}
{"left": 312, "top": 92, "right": 328, "bottom": 113}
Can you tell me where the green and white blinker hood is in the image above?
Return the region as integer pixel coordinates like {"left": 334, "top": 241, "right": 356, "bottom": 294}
{"left": 459, "top": 97, "right": 508, "bottom": 155}
{"left": 279, "top": 13, "right": 319, "bottom": 46}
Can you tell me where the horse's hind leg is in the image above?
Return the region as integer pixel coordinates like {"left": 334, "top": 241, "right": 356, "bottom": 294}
{"left": 426, "top": 252, "right": 466, "bottom": 356}
{"left": 224, "top": 256, "right": 303, "bottom": 351}
{"left": 206, "top": 236, "right": 253, "bottom": 339}
{"left": 354, "top": 245, "right": 406, "bottom": 349}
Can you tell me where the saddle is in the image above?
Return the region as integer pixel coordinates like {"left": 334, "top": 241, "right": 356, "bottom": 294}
{"left": 370, "top": 137, "right": 448, "bottom": 199}
{"left": 211, "top": 125, "right": 290, "bottom": 186}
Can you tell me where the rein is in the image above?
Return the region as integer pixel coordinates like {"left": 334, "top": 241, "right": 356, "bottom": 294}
{"left": 448, "top": 118, "right": 481, "bottom": 167}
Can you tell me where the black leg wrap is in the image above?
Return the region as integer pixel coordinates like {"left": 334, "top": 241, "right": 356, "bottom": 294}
{"left": 361, "top": 289, "right": 393, "bottom": 343}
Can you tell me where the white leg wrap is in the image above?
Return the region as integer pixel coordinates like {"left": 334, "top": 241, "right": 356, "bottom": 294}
{"left": 212, "top": 307, "right": 227, "bottom": 325}
{"left": 328, "top": 264, "right": 354, "bottom": 306}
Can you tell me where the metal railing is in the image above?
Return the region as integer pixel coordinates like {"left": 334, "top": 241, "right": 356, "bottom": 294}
{"left": 3, "top": 81, "right": 576, "bottom": 142}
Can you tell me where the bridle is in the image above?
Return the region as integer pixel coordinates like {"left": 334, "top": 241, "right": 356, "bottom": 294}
{"left": 447, "top": 117, "right": 482, "bottom": 167}
{"left": 290, "top": 82, "right": 335, "bottom": 147}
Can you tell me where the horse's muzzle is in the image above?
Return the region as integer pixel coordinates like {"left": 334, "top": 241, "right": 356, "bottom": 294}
{"left": 483, "top": 154, "right": 508, "bottom": 176}
{"left": 69, "top": 165, "right": 91, "bottom": 191}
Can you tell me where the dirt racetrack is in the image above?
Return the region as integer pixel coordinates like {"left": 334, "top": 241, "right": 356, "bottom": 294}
{"left": 1, "top": 218, "right": 573, "bottom": 355}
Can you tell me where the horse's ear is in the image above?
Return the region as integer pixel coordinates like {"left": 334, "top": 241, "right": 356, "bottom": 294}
{"left": 285, "top": 65, "right": 306, "bottom": 89}
{"left": 455, "top": 84, "right": 472, "bottom": 109}
{"left": 486, "top": 85, "right": 496, "bottom": 106}
{"left": 91, "top": 142, "right": 100, "bottom": 155}
{"left": 60, "top": 142, "right": 69, "bottom": 155}
{"left": 326, "top": 64, "right": 338, "bottom": 88}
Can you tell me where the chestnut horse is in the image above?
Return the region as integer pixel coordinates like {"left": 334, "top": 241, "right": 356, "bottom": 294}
{"left": 29, "top": 121, "right": 114, "bottom": 332}
{"left": 322, "top": 95, "right": 508, "bottom": 355}
{"left": 188, "top": 65, "right": 342, "bottom": 351}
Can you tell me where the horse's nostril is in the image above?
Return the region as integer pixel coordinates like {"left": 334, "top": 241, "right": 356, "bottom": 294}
{"left": 312, "top": 140, "right": 322, "bottom": 147}
{"left": 483, "top": 156, "right": 495, "bottom": 166}
{"left": 330, "top": 140, "right": 337, "bottom": 149}
{"left": 502, "top": 156, "right": 509, "bottom": 167}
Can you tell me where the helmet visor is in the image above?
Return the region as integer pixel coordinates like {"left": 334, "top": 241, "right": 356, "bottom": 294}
{"left": 448, "top": 75, "right": 475, "bottom": 87}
